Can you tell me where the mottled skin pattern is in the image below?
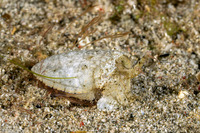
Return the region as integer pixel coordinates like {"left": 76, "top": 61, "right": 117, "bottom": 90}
{"left": 31, "top": 50, "right": 143, "bottom": 110}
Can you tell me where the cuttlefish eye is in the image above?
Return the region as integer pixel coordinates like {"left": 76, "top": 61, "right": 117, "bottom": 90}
{"left": 115, "top": 56, "right": 133, "bottom": 76}
{"left": 117, "top": 56, "right": 132, "bottom": 69}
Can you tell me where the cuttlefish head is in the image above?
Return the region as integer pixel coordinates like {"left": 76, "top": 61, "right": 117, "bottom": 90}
{"left": 115, "top": 55, "right": 145, "bottom": 78}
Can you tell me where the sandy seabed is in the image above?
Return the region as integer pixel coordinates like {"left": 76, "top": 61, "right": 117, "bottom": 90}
{"left": 0, "top": 0, "right": 200, "bottom": 132}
